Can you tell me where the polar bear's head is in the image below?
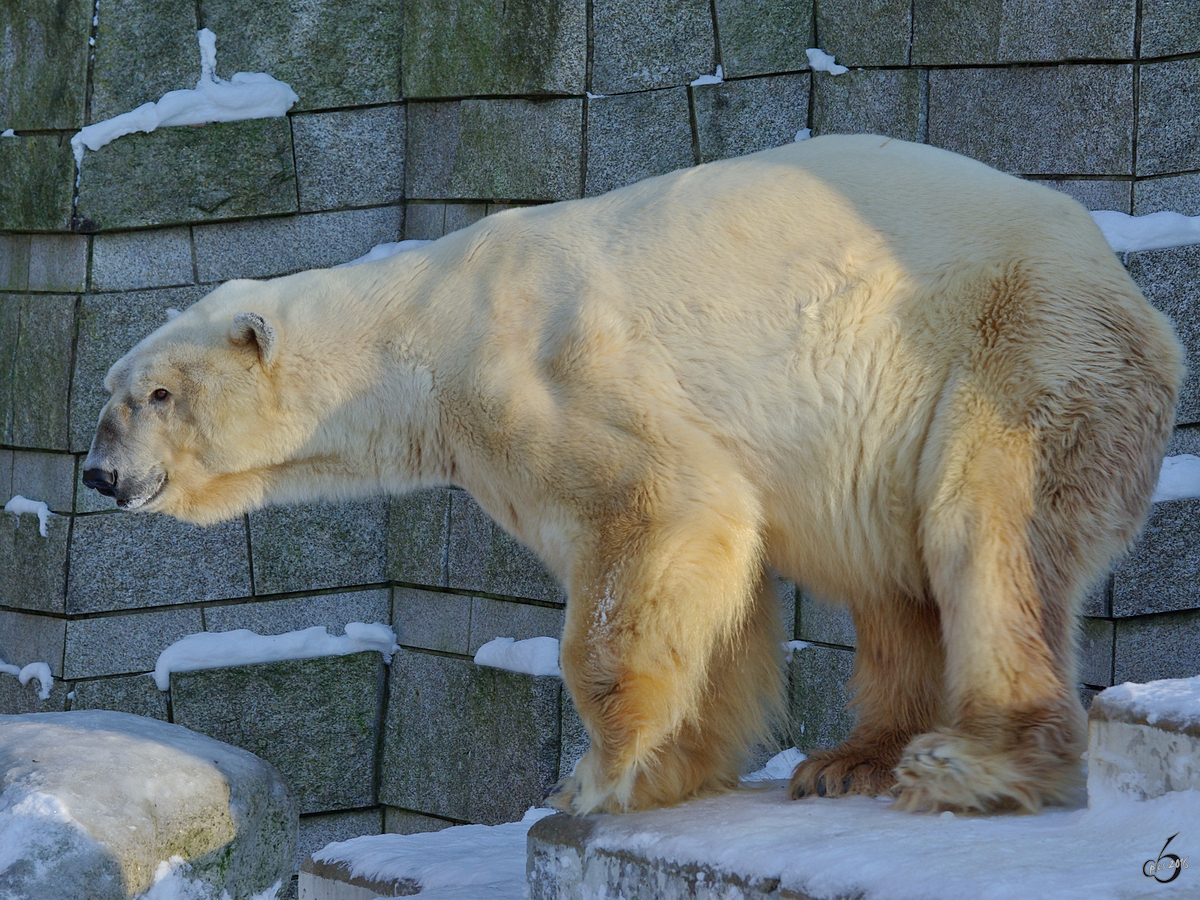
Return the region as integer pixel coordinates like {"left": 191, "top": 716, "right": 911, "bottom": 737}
{"left": 82, "top": 280, "right": 284, "bottom": 525}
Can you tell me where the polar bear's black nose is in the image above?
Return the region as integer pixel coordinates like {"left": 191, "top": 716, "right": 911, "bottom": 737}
{"left": 82, "top": 467, "right": 118, "bottom": 497}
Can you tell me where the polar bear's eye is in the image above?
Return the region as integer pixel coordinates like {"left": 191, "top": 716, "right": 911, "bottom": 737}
{"left": 151, "top": 388, "right": 171, "bottom": 403}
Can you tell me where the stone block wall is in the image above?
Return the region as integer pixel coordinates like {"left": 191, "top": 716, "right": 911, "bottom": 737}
{"left": 1, "top": 0, "right": 1198, "bottom": 874}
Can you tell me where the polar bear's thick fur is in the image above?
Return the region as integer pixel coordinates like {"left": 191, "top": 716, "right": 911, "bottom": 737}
{"left": 83, "top": 136, "right": 1182, "bottom": 814}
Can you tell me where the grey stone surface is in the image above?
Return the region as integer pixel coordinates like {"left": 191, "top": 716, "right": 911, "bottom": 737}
{"left": 69, "top": 286, "right": 208, "bottom": 454}
{"left": 788, "top": 643, "right": 855, "bottom": 753}
{"left": 912, "top": 0, "right": 1135, "bottom": 64}
{"left": 383, "top": 807, "right": 460, "bottom": 834}
{"left": 468, "top": 597, "right": 565, "bottom": 654}
{"left": 1114, "top": 609, "right": 1200, "bottom": 684}
{"left": 249, "top": 500, "right": 389, "bottom": 595}
{"left": 0, "top": 135, "right": 77, "bottom": 231}
{"left": 292, "top": 107, "right": 406, "bottom": 213}
{"left": 0, "top": 672, "right": 70, "bottom": 715}
{"left": 811, "top": 69, "right": 922, "bottom": 143}
{"left": 444, "top": 203, "right": 488, "bottom": 234}
{"left": 70, "top": 674, "right": 170, "bottom": 720}
{"left": 1167, "top": 426, "right": 1200, "bottom": 457}
{"left": 27, "top": 235, "right": 87, "bottom": 293}
{"left": 403, "top": 203, "right": 448, "bottom": 240}
{"left": 927, "top": 65, "right": 1134, "bottom": 175}
{"left": 297, "top": 808, "right": 383, "bottom": 872}
{"left": 12, "top": 450, "right": 76, "bottom": 513}
{"left": 1082, "top": 576, "right": 1111, "bottom": 618}
{"left": 193, "top": 206, "right": 403, "bottom": 282}
{"left": 403, "top": 0, "right": 586, "bottom": 97}
{"left": 1078, "top": 617, "right": 1114, "bottom": 687}
{"left": 0, "top": 295, "right": 16, "bottom": 444}
{"left": 407, "top": 99, "right": 583, "bottom": 202}
{"left": 693, "top": 75, "right": 809, "bottom": 164}
{"left": 585, "top": 89, "right": 693, "bottom": 196}
{"left": 1125, "top": 245, "right": 1200, "bottom": 425}
{"left": 560, "top": 694, "right": 590, "bottom": 778}
{"left": 1141, "top": 0, "right": 1200, "bottom": 57}
{"left": 200, "top": 0, "right": 402, "bottom": 111}
{"left": 90, "top": 228, "right": 194, "bottom": 292}
{"left": 797, "top": 595, "right": 856, "bottom": 648}
{"left": 1111, "top": 499, "right": 1200, "bottom": 617}
{"left": 5, "top": 293, "right": 76, "bottom": 450}
{"left": 817, "top": 0, "right": 912, "bottom": 66}
{"left": 1030, "top": 178, "right": 1132, "bottom": 213}
{"left": 380, "top": 649, "right": 562, "bottom": 824}
{"left": 712, "top": 0, "right": 812, "bottom": 78}
{"left": 173, "top": 652, "right": 385, "bottom": 815}
{"left": 388, "top": 489, "right": 450, "bottom": 587}
{"left": 592, "top": 0, "right": 714, "bottom": 93}
{"left": 89, "top": 0, "right": 199, "bottom": 122}
{"left": 205, "top": 589, "right": 391, "bottom": 637}
{"left": 63, "top": 607, "right": 204, "bottom": 679}
{"left": 0, "top": 0, "right": 90, "bottom": 130}
{"left": 393, "top": 587, "right": 472, "bottom": 654}
{"left": 0, "top": 506, "right": 69, "bottom": 613}
{"left": 1137, "top": 59, "right": 1200, "bottom": 177}
{"left": 0, "top": 235, "right": 31, "bottom": 292}
{"left": 448, "top": 491, "right": 566, "bottom": 604}
{"left": 76, "top": 118, "right": 297, "bottom": 231}
{"left": 0, "top": 711, "right": 296, "bottom": 900}
{"left": 0, "top": 610, "right": 65, "bottom": 676}
{"left": 1135, "top": 173, "right": 1200, "bottom": 217}
{"left": 67, "top": 513, "right": 251, "bottom": 613}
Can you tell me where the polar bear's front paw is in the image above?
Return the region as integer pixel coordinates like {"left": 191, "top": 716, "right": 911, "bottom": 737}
{"left": 892, "top": 730, "right": 1033, "bottom": 813}
{"left": 789, "top": 744, "right": 898, "bottom": 799}
{"left": 544, "top": 751, "right": 625, "bottom": 815}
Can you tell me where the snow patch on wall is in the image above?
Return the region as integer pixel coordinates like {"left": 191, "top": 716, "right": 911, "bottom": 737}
{"left": 3, "top": 495, "right": 53, "bottom": 537}
{"left": 473, "top": 636, "right": 562, "bottom": 677}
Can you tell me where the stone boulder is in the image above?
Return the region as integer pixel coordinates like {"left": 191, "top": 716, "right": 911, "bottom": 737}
{"left": 0, "top": 710, "right": 296, "bottom": 899}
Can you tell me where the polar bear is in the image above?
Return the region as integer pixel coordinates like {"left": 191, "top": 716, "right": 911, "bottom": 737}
{"left": 82, "top": 135, "right": 1182, "bottom": 815}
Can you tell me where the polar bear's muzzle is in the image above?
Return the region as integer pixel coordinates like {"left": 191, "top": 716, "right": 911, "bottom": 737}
{"left": 82, "top": 461, "right": 168, "bottom": 511}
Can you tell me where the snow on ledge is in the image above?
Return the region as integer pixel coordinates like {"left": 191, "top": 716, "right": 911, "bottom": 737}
{"left": 1154, "top": 454, "right": 1200, "bottom": 503}
{"left": 336, "top": 240, "right": 432, "bottom": 267}
{"left": 1092, "top": 209, "right": 1200, "bottom": 252}
{"left": 473, "top": 637, "right": 562, "bottom": 677}
{"left": 152, "top": 623, "right": 399, "bottom": 691}
{"left": 3, "top": 495, "right": 53, "bottom": 537}
{"left": 805, "top": 48, "right": 848, "bottom": 75}
{"left": 690, "top": 65, "right": 724, "bottom": 86}
{"left": 1095, "top": 675, "right": 1200, "bottom": 730}
{"left": 0, "top": 658, "right": 53, "bottom": 700}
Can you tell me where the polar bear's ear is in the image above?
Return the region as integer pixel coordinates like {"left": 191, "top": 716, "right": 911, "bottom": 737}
{"left": 229, "top": 311, "right": 279, "bottom": 368}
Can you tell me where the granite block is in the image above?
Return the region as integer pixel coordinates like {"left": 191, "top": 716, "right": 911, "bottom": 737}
{"left": 249, "top": 500, "right": 389, "bottom": 595}
{"left": 297, "top": 808, "right": 384, "bottom": 872}
{"left": 585, "top": 89, "right": 693, "bottom": 196}
{"left": 1111, "top": 499, "right": 1200, "bottom": 617}
{"left": 1134, "top": 174, "right": 1200, "bottom": 218}
{"left": 1078, "top": 617, "right": 1114, "bottom": 687}
{"left": 1082, "top": 576, "right": 1111, "bottom": 618}
{"left": 89, "top": 0, "right": 199, "bottom": 122}
{"left": 797, "top": 594, "right": 856, "bottom": 648}
{"left": 447, "top": 491, "right": 566, "bottom": 604}
{"left": 90, "top": 228, "right": 194, "bottom": 292}
{"left": 0, "top": 0, "right": 90, "bottom": 130}
{"left": 403, "top": 204, "right": 447, "bottom": 240}
{"left": 69, "top": 674, "right": 170, "bottom": 720}
{"left": 1125, "top": 245, "right": 1200, "bottom": 425}
{"left": 406, "top": 99, "right": 583, "bottom": 202}
{"left": 12, "top": 451, "right": 76, "bottom": 514}
{"left": 0, "top": 295, "right": 16, "bottom": 443}
{"left": 1141, "top": 0, "right": 1200, "bottom": 57}
{"left": 204, "top": 589, "right": 391, "bottom": 637}
{"left": 76, "top": 117, "right": 297, "bottom": 230}
{"left": 67, "top": 513, "right": 251, "bottom": 613}
{"left": 592, "top": 0, "right": 714, "bottom": 93}
{"left": 293, "top": 107, "right": 406, "bottom": 213}
{"left": 712, "top": 0, "right": 812, "bottom": 77}
{"left": 773, "top": 577, "right": 798, "bottom": 641}
{"left": 393, "top": 587, "right": 472, "bottom": 654}
{"left": 912, "top": 0, "right": 1135, "bottom": 64}
{"left": 173, "top": 652, "right": 385, "bottom": 814}
{"left": 0, "top": 235, "right": 31, "bottom": 292}
{"left": 383, "top": 808, "right": 460, "bottom": 834}
{"left": 467, "top": 597, "right": 565, "bottom": 654}
{"left": 444, "top": 203, "right": 488, "bottom": 234}
{"left": 817, "top": 0, "right": 912, "bottom": 67}
{"left": 63, "top": 607, "right": 204, "bottom": 679}
{"left": 8, "top": 293, "right": 76, "bottom": 449}
{"left": 388, "top": 489, "right": 451, "bottom": 587}
{"left": 193, "top": 207, "right": 402, "bottom": 282}
{"left": 27, "top": 235, "right": 87, "bottom": 293}
{"left": 380, "top": 649, "right": 562, "bottom": 824}
{"left": 200, "top": 0, "right": 402, "bottom": 110}
{"left": 0, "top": 491, "right": 69, "bottom": 614}
{"left": 811, "top": 69, "right": 922, "bottom": 143}
{"left": 0, "top": 135, "right": 77, "bottom": 231}
{"left": 0, "top": 610, "right": 66, "bottom": 676}
{"left": 0, "top": 449, "right": 10, "bottom": 497}
{"left": 0, "top": 673, "right": 70, "bottom": 715}
{"left": 927, "top": 65, "right": 1133, "bottom": 175}
{"left": 402, "top": 0, "right": 586, "bottom": 97}
{"left": 1114, "top": 609, "right": 1200, "bottom": 684}
{"left": 788, "top": 643, "right": 856, "bottom": 753}
{"left": 693, "top": 75, "right": 810, "bottom": 164}
{"left": 1137, "top": 59, "right": 1200, "bottom": 177}
{"left": 69, "top": 286, "right": 209, "bottom": 453}
{"left": 560, "top": 693, "right": 590, "bottom": 778}
{"left": 1167, "top": 427, "right": 1200, "bottom": 457}
{"left": 1030, "top": 178, "right": 1132, "bottom": 213}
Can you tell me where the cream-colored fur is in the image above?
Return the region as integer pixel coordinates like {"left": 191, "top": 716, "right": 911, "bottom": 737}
{"left": 83, "top": 135, "right": 1183, "bottom": 815}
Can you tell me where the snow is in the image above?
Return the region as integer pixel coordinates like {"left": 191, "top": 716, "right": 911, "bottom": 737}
{"left": 690, "top": 65, "right": 724, "bottom": 86}
{"left": 70, "top": 28, "right": 298, "bottom": 165}
{"left": 335, "top": 239, "right": 431, "bottom": 267}
{"left": 1098, "top": 675, "right": 1200, "bottom": 729}
{"left": 741, "top": 747, "right": 806, "bottom": 783}
{"left": 1, "top": 128, "right": 15, "bottom": 137}
{"left": 473, "top": 636, "right": 562, "bottom": 677}
{"left": 137, "top": 857, "right": 280, "bottom": 900}
{"left": 1153, "top": 454, "right": 1200, "bottom": 502}
{"left": 152, "top": 623, "right": 399, "bottom": 690}
{"left": 4, "top": 494, "right": 53, "bottom": 537}
{"left": 1092, "top": 209, "right": 1200, "bottom": 253}
{"left": 783, "top": 640, "right": 809, "bottom": 662}
{"left": 313, "top": 807, "right": 554, "bottom": 900}
{"left": 806, "top": 48, "right": 849, "bottom": 75}
{"left": 0, "top": 659, "right": 53, "bottom": 700}
{"left": 795, "top": 127, "right": 812, "bottom": 142}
